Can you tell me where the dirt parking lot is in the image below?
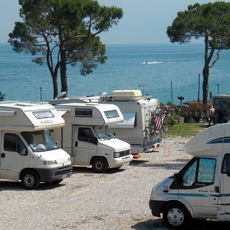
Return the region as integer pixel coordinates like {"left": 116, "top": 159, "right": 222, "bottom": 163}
{"left": 1, "top": 137, "right": 230, "bottom": 230}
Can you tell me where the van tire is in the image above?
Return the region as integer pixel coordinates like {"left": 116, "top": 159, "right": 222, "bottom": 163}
{"left": 21, "top": 170, "right": 40, "bottom": 190}
{"left": 92, "top": 157, "right": 107, "bottom": 173}
{"left": 163, "top": 202, "right": 191, "bottom": 229}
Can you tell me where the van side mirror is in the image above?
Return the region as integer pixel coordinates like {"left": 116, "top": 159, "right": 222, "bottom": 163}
{"left": 174, "top": 173, "right": 179, "bottom": 185}
{"left": 94, "top": 137, "right": 98, "bottom": 145}
{"left": 89, "top": 136, "right": 98, "bottom": 145}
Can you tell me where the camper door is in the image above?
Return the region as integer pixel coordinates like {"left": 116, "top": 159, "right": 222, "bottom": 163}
{"left": 72, "top": 126, "right": 98, "bottom": 165}
{"left": 177, "top": 157, "right": 219, "bottom": 218}
{"left": 220, "top": 153, "right": 230, "bottom": 220}
{"left": 0, "top": 132, "right": 29, "bottom": 180}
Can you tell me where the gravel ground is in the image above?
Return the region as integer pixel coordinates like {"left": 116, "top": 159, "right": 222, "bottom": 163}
{"left": 1, "top": 136, "right": 230, "bottom": 230}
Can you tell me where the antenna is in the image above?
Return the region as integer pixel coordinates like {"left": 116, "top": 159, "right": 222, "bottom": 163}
{"left": 138, "top": 84, "right": 149, "bottom": 96}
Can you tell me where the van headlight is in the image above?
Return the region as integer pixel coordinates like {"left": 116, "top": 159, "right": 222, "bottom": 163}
{"left": 43, "top": 160, "right": 57, "bottom": 165}
{"left": 114, "top": 152, "right": 120, "bottom": 158}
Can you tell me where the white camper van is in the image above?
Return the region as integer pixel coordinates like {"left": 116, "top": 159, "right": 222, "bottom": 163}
{"left": 48, "top": 102, "right": 132, "bottom": 173}
{"left": 0, "top": 102, "right": 72, "bottom": 189}
{"left": 149, "top": 123, "right": 230, "bottom": 229}
{"left": 99, "top": 90, "right": 165, "bottom": 154}
{"left": 49, "top": 90, "right": 165, "bottom": 154}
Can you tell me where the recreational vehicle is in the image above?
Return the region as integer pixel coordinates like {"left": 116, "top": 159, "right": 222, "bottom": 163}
{"left": 48, "top": 102, "right": 132, "bottom": 173}
{"left": 213, "top": 94, "right": 230, "bottom": 123}
{"left": 0, "top": 102, "right": 72, "bottom": 189}
{"left": 149, "top": 123, "right": 230, "bottom": 229}
{"left": 49, "top": 90, "right": 165, "bottom": 154}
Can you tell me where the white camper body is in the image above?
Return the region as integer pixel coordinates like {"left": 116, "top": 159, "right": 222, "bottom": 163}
{"left": 0, "top": 102, "right": 72, "bottom": 189}
{"left": 149, "top": 123, "right": 230, "bottom": 229}
{"left": 99, "top": 91, "right": 163, "bottom": 154}
{"left": 50, "top": 90, "right": 164, "bottom": 154}
{"left": 49, "top": 102, "right": 132, "bottom": 173}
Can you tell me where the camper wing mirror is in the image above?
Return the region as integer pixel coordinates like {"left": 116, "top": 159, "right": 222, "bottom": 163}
{"left": 89, "top": 137, "right": 98, "bottom": 145}
{"left": 19, "top": 147, "right": 28, "bottom": 156}
{"left": 94, "top": 137, "right": 98, "bottom": 145}
{"left": 225, "top": 155, "right": 230, "bottom": 177}
{"left": 174, "top": 173, "right": 179, "bottom": 185}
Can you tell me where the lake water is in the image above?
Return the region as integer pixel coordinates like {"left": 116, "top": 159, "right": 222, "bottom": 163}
{"left": 0, "top": 43, "right": 230, "bottom": 104}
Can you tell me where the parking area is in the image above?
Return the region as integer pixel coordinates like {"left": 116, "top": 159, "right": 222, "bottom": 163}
{"left": 1, "top": 137, "right": 229, "bottom": 230}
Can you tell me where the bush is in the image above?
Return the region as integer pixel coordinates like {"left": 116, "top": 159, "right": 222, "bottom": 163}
{"left": 161, "top": 102, "right": 210, "bottom": 124}
{"left": 189, "top": 103, "right": 209, "bottom": 122}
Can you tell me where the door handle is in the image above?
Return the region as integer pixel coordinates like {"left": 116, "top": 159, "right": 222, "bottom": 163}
{"left": 1, "top": 153, "right": 5, "bottom": 158}
{"left": 215, "top": 186, "right": 219, "bottom": 193}
{"left": 75, "top": 141, "right": 78, "bottom": 147}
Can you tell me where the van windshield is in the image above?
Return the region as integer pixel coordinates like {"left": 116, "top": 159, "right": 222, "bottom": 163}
{"left": 21, "top": 131, "right": 58, "bottom": 152}
{"left": 94, "top": 126, "right": 115, "bottom": 141}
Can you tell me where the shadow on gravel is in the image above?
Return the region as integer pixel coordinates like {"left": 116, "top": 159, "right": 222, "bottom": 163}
{"left": 0, "top": 181, "right": 23, "bottom": 191}
{"left": 131, "top": 218, "right": 230, "bottom": 230}
{"left": 131, "top": 218, "right": 167, "bottom": 230}
{"left": 72, "top": 166, "right": 125, "bottom": 174}
{"left": 130, "top": 158, "right": 189, "bottom": 171}
{"left": 0, "top": 180, "right": 65, "bottom": 191}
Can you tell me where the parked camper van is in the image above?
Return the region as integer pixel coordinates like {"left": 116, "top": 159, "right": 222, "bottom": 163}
{"left": 0, "top": 102, "right": 72, "bottom": 189}
{"left": 48, "top": 102, "right": 132, "bottom": 173}
{"left": 99, "top": 90, "right": 165, "bottom": 154}
{"left": 213, "top": 94, "right": 230, "bottom": 123}
{"left": 50, "top": 90, "right": 165, "bottom": 154}
{"left": 149, "top": 123, "right": 230, "bottom": 229}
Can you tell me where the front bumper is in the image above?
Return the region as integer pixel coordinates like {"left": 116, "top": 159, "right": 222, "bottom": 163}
{"left": 108, "top": 155, "right": 133, "bottom": 168}
{"left": 149, "top": 200, "right": 166, "bottom": 217}
{"left": 35, "top": 164, "right": 72, "bottom": 182}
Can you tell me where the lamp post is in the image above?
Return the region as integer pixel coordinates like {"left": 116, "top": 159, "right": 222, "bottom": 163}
{"left": 40, "top": 87, "right": 42, "bottom": 101}
{"left": 177, "top": 96, "right": 184, "bottom": 106}
{"left": 217, "top": 84, "right": 219, "bottom": 95}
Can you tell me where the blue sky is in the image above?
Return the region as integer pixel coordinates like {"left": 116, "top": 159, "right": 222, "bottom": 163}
{"left": 0, "top": 0, "right": 224, "bottom": 44}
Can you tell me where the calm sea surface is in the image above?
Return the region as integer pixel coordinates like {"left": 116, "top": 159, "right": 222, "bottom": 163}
{"left": 0, "top": 43, "right": 230, "bottom": 104}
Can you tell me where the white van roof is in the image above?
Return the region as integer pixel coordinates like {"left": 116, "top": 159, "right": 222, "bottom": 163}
{"left": 184, "top": 123, "right": 230, "bottom": 157}
{"left": 0, "top": 101, "right": 65, "bottom": 131}
{"left": 53, "top": 102, "right": 124, "bottom": 125}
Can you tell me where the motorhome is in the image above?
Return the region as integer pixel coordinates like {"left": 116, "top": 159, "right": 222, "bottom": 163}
{"left": 213, "top": 94, "right": 230, "bottom": 123}
{"left": 0, "top": 102, "right": 72, "bottom": 189}
{"left": 48, "top": 102, "right": 132, "bottom": 173}
{"left": 49, "top": 90, "right": 165, "bottom": 155}
{"left": 149, "top": 123, "right": 230, "bottom": 229}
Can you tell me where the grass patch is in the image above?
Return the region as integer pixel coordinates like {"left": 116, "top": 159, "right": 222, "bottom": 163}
{"left": 166, "top": 122, "right": 208, "bottom": 138}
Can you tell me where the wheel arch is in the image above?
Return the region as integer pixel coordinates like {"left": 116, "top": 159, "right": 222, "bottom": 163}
{"left": 20, "top": 168, "right": 40, "bottom": 181}
{"left": 90, "top": 156, "right": 108, "bottom": 167}
{"left": 160, "top": 199, "right": 194, "bottom": 218}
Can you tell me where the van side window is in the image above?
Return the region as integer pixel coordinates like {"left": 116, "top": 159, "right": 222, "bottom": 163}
{"left": 78, "top": 128, "right": 95, "bottom": 143}
{"left": 4, "top": 133, "right": 27, "bottom": 155}
{"left": 180, "top": 158, "right": 216, "bottom": 187}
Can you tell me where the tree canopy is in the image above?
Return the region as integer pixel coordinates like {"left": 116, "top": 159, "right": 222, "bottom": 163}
{"left": 167, "top": 1, "right": 230, "bottom": 104}
{"left": 9, "top": 0, "right": 123, "bottom": 99}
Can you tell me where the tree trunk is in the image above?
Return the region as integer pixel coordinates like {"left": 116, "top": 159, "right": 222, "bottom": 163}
{"left": 202, "top": 66, "right": 209, "bottom": 104}
{"left": 60, "top": 49, "right": 68, "bottom": 94}
{"left": 202, "top": 35, "right": 210, "bottom": 104}
{"left": 202, "top": 34, "right": 217, "bottom": 104}
{"left": 52, "top": 72, "right": 58, "bottom": 99}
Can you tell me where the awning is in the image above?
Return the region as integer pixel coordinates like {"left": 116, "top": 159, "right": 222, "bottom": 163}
{"left": 57, "top": 109, "right": 71, "bottom": 117}
{"left": 109, "top": 112, "right": 136, "bottom": 128}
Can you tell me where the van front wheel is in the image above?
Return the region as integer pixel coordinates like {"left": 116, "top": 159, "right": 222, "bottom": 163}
{"left": 92, "top": 158, "right": 107, "bottom": 173}
{"left": 163, "top": 202, "right": 191, "bottom": 229}
{"left": 21, "top": 170, "right": 40, "bottom": 189}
